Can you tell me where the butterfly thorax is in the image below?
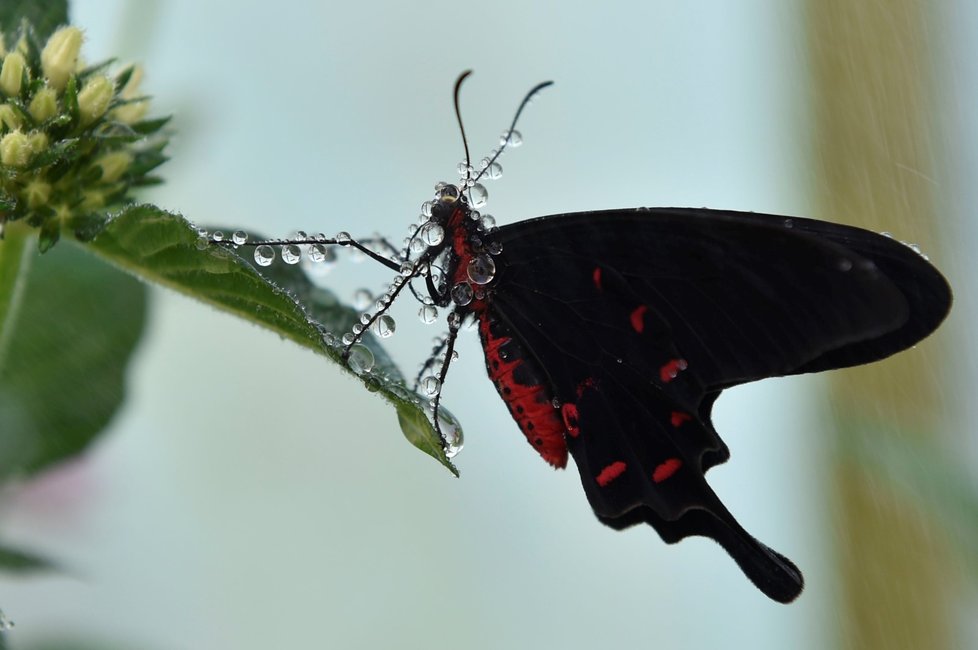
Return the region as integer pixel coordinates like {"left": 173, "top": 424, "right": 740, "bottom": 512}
{"left": 428, "top": 185, "right": 570, "bottom": 468}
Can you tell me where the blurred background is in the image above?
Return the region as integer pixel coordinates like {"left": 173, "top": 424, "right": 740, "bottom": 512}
{"left": 1, "top": 0, "right": 975, "bottom": 648}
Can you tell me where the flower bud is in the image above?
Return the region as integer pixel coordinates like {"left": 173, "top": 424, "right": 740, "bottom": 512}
{"left": 27, "top": 131, "right": 49, "bottom": 155}
{"left": 111, "top": 66, "right": 148, "bottom": 124}
{"left": 0, "top": 52, "right": 26, "bottom": 97}
{"left": 41, "top": 27, "right": 83, "bottom": 92}
{"left": 94, "top": 151, "right": 132, "bottom": 182}
{"left": 1, "top": 130, "right": 32, "bottom": 166}
{"left": 0, "top": 104, "right": 22, "bottom": 131}
{"left": 28, "top": 88, "right": 58, "bottom": 123}
{"left": 78, "top": 75, "right": 113, "bottom": 125}
{"left": 23, "top": 179, "right": 52, "bottom": 208}
{"left": 81, "top": 189, "right": 106, "bottom": 210}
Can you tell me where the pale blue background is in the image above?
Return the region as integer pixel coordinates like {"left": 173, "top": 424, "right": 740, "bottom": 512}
{"left": 1, "top": 1, "right": 974, "bottom": 648}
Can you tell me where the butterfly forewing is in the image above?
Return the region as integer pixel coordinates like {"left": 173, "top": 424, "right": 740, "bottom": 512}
{"left": 478, "top": 206, "right": 951, "bottom": 603}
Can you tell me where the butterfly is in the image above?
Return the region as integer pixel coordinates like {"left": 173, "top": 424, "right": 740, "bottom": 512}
{"left": 223, "top": 72, "right": 953, "bottom": 603}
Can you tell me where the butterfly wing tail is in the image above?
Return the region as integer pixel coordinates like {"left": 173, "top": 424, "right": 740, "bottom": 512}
{"left": 600, "top": 503, "right": 804, "bottom": 604}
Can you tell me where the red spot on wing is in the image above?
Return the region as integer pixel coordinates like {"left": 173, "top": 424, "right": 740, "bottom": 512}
{"left": 561, "top": 403, "right": 580, "bottom": 437}
{"left": 630, "top": 305, "right": 649, "bottom": 334}
{"left": 595, "top": 461, "right": 627, "bottom": 487}
{"left": 575, "top": 377, "right": 597, "bottom": 399}
{"left": 652, "top": 458, "right": 683, "bottom": 483}
{"left": 670, "top": 411, "right": 692, "bottom": 427}
{"left": 592, "top": 267, "right": 602, "bottom": 291}
{"left": 659, "top": 358, "right": 688, "bottom": 383}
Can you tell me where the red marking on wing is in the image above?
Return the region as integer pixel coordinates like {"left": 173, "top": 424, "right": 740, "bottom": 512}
{"left": 670, "top": 411, "right": 692, "bottom": 427}
{"left": 561, "top": 403, "right": 580, "bottom": 437}
{"left": 478, "top": 312, "right": 568, "bottom": 468}
{"left": 630, "top": 305, "right": 649, "bottom": 334}
{"left": 575, "top": 377, "right": 597, "bottom": 399}
{"left": 596, "top": 461, "right": 627, "bottom": 487}
{"left": 592, "top": 267, "right": 602, "bottom": 291}
{"left": 659, "top": 358, "right": 688, "bottom": 383}
{"left": 652, "top": 458, "right": 683, "bottom": 483}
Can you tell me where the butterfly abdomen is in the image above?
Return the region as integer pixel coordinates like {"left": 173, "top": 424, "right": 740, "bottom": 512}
{"left": 477, "top": 309, "right": 568, "bottom": 469}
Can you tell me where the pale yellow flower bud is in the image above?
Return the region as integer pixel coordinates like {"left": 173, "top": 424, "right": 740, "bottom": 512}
{"left": 0, "top": 52, "right": 26, "bottom": 97}
{"left": 1, "top": 131, "right": 32, "bottom": 166}
{"left": 94, "top": 151, "right": 132, "bottom": 182}
{"left": 27, "top": 131, "right": 48, "bottom": 154}
{"left": 23, "top": 179, "right": 52, "bottom": 208}
{"left": 0, "top": 104, "right": 22, "bottom": 131}
{"left": 111, "top": 100, "right": 148, "bottom": 124}
{"left": 41, "top": 27, "right": 84, "bottom": 92}
{"left": 28, "top": 88, "right": 58, "bottom": 123}
{"left": 78, "top": 75, "right": 113, "bottom": 125}
{"left": 81, "top": 189, "right": 106, "bottom": 210}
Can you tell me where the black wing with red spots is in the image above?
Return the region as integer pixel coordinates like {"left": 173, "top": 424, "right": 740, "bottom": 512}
{"left": 483, "top": 207, "right": 950, "bottom": 603}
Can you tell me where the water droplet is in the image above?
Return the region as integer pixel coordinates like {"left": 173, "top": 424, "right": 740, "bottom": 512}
{"left": 480, "top": 214, "right": 496, "bottom": 229}
{"left": 500, "top": 129, "right": 523, "bottom": 147}
{"left": 783, "top": 218, "right": 793, "bottom": 229}
{"left": 410, "top": 238, "right": 426, "bottom": 253}
{"left": 486, "top": 239, "right": 503, "bottom": 255}
{"left": 421, "top": 201, "right": 434, "bottom": 217}
{"left": 296, "top": 230, "right": 308, "bottom": 240}
{"left": 419, "top": 305, "right": 438, "bottom": 324}
{"left": 309, "top": 243, "right": 331, "bottom": 263}
{"left": 457, "top": 161, "right": 473, "bottom": 176}
{"left": 360, "top": 312, "right": 372, "bottom": 325}
{"left": 837, "top": 258, "right": 853, "bottom": 271}
{"left": 467, "top": 254, "right": 496, "bottom": 285}
{"left": 281, "top": 244, "right": 301, "bottom": 264}
{"left": 341, "top": 332, "right": 356, "bottom": 346}
{"left": 469, "top": 210, "right": 481, "bottom": 222}
{"left": 335, "top": 231, "right": 352, "bottom": 243}
{"left": 232, "top": 230, "right": 248, "bottom": 245}
{"left": 324, "top": 332, "right": 337, "bottom": 346}
{"left": 880, "top": 231, "right": 893, "bottom": 239}
{"left": 374, "top": 314, "right": 396, "bottom": 338}
{"left": 451, "top": 282, "right": 474, "bottom": 306}
{"left": 438, "top": 410, "right": 464, "bottom": 458}
{"left": 469, "top": 183, "right": 488, "bottom": 208}
{"left": 420, "top": 223, "right": 445, "bottom": 246}
{"left": 254, "top": 245, "right": 275, "bottom": 266}
{"left": 421, "top": 376, "right": 441, "bottom": 396}
{"left": 211, "top": 230, "right": 224, "bottom": 242}
{"left": 347, "top": 344, "right": 375, "bottom": 375}
{"left": 195, "top": 236, "right": 209, "bottom": 250}
{"left": 364, "top": 376, "right": 382, "bottom": 393}
{"left": 399, "top": 262, "right": 415, "bottom": 277}
{"left": 486, "top": 162, "right": 503, "bottom": 179}
{"left": 447, "top": 311, "right": 462, "bottom": 330}
{"left": 353, "top": 323, "right": 364, "bottom": 335}
{"left": 353, "top": 289, "right": 373, "bottom": 310}
{"left": 438, "top": 184, "right": 460, "bottom": 203}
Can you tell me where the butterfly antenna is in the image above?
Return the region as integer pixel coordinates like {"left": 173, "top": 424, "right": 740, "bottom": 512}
{"left": 453, "top": 70, "right": 474, "bottom": 184}
{"left": 471, "top": 78, "right": 553, "bottom": 185}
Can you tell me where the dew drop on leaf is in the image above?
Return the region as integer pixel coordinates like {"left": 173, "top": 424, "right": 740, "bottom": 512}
{"left": 347, "top": 344, "right": 375, "bottom": 375}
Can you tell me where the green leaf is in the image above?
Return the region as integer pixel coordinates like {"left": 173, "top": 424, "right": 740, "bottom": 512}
{"left": 0, "top": 224, "right": 148, "bottom": 480}
{"left": 0, "top": 542, "right": 54, "bottom": 573}
{"left": 0, "top": 0, "right": 68, "bottom": 41}
{"left": 83, "top": 204, "right": 459, "bottom": 475}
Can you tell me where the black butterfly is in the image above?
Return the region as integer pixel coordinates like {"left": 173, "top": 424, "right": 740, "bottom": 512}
{"left": 225, "top": 73, "right": 952, "bottom": 603}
